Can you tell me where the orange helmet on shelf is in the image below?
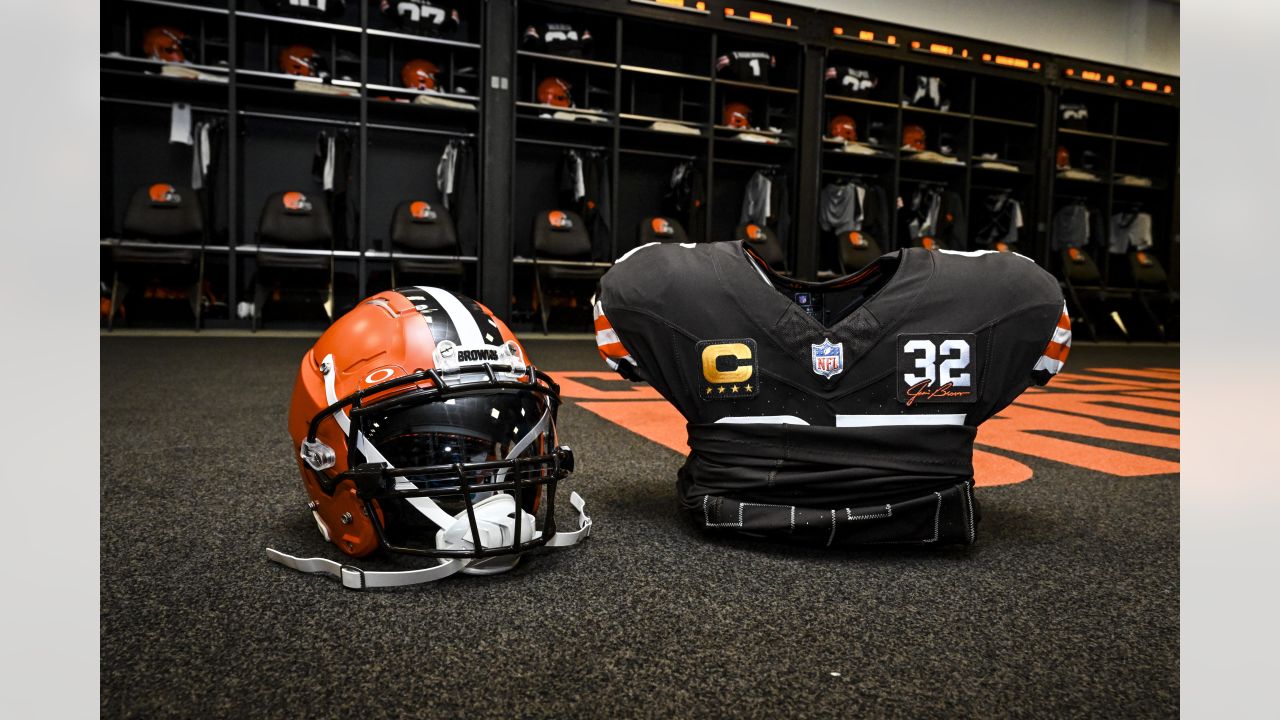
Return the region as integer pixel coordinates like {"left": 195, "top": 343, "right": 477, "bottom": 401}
{"left": 401, "top": 59, "right": 440, "bottom": 91}
{"left": 1056, "top": 145, "right": 1071, "bottom": 170}
{"left": 278, "top": 44, "right": 319, "bottom": 77}
{"left": 723, "top": 101, "right": 752, "bottom": 129}
{"left": 142, "top": 26, "right": 188, "bottom": 63}
{"left": 902, "top": 124, "right": 926, "bottom": 151}
{"left": 828, "top": 114, "right": 857, "bottom": 142}
{"left": 537, "top": 77, "right": 572, "bottom": 108}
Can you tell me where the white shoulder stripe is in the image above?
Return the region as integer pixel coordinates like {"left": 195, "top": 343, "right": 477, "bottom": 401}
{"left": 1034, "top": 356, "right": 1065, "bottom": 374}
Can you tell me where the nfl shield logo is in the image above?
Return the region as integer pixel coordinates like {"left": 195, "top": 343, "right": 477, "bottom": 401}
{"left": 811, "top": 339, "right": 845, "bottom": 378}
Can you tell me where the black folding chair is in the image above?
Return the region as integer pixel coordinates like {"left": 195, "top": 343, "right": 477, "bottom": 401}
{"left": 108, "top": 182, "right": 206, "bottom": 331}
{"left": 734, "top": 223, "right": 787, "bottom": 272}
{"left": 1059, "top": 247, "right": 1132, "bottom": 341}
{"left": 1128, "top": 250, "right": 1178, "bottom": 342}
{"left": 389, "top": 200, "right": 464, "bottom": 288}
{"left": 252, "top": 191, "right": 334, "bottom": 331}
{"left": 837, "top": 230, "right": 883, "bottom": 274}
{"left": 532, "top": 209, "right": 604, "bottom": 335}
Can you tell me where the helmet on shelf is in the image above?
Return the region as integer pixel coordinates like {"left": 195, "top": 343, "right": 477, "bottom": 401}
{"left": 401, "top": 59, "right": 440, "bottom": 91}
{"left": 278, "top": 44, "right": 321, "bottom": 77}
{"left": 142, "top": 26, "right": 188, "bottom": 64}
{"left": 723, "top": 101, "right": 752, "bottom": 129}
{"left": 536, "top": 77, "right": 572, "bottom": 107}
{"left": 268, "top": 287, "right": 591, "bottom": 589}
{"left": 828, "top": 114, "right": 857, "bottom": 142}
{"left": 902, "top": 124, "right": 926, "bottom": 151}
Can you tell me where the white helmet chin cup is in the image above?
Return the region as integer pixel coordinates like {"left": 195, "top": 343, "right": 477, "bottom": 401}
{"left": 435, "top": 493, "right": 537, "bottom": 576}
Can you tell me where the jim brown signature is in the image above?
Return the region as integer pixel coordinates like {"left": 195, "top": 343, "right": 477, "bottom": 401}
{"left": 905, "top": 380, "right": 971, "bottom": 406}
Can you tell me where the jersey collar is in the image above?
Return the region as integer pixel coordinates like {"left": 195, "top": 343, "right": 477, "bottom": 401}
{"left": 731, "top": 240, "right": 916, "bottom": 333}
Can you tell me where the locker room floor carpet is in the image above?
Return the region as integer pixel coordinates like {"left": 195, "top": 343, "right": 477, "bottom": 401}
{"left": 101, "top": 338, "right": 1179, "bottom": 719}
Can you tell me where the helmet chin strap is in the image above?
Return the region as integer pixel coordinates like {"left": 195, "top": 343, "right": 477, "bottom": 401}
{"left": 265, "top": 491, "right": 591, "bottom": 589}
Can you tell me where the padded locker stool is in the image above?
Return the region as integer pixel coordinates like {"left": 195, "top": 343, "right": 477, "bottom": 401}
{"left": 836, "top": 230, "right": 883, "bottom": 274}
{"left": 638, "top": 216, "right": 689, "bottom": 245}
{"left": 389, "top": 200, "right": 463, "bottom": 287}
{"left": 253, "top": 191, "right": 334, "bottom": 331}
{"left": 532, "top": 210, "right": 604, "bottom": 335}
{"left": 110, "top": 182, "right": 206, "bottom": 331}
{"left": 735, "top": 223, "right": 786, "bottom": 272}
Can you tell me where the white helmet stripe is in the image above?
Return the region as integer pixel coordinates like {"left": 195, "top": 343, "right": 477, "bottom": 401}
{"left": 419, "top": 286, "right": 486, "bottom": 347}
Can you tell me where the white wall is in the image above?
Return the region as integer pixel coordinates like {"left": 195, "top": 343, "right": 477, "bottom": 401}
{"left": 790, "top": 0, "right": 1180, "bottom": 75}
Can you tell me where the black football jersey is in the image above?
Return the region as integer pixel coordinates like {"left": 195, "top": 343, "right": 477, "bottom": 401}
{"left": 825, "top": 66, "right": 878, "bottom": 95}
{"left": 906, "top": 75, "right": 950, "bottom": 112}
{"left": 716, "top": 51, "right": 777, "bottom": 84}
{"left": 595, "top": 241, "right": 1069, "bottom": 546}
{"left": 380, "top": 1, "right": 461, "bottom": 37}
{"left": 522, "top": 22, "right": 594, "bottom": 58}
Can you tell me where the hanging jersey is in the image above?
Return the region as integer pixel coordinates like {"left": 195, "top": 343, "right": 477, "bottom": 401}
{"left": 824, "top": 66, "right": 878, "bottom": 95}
{"left": 974, "top": 192, "right": 1024, "bottom": 248}
{"left": 1059, "top": 102, "right": 1089, "bottom": 130}
{"left": 716, "top": 51, "right": 777, "bottom": 84}
{"left": 1052, "top": 204, "right": 1090, "bottom": 250}
{"left": 380, "top": 1, "right": 460, "bottom": 36}
{"left": 818, "top": 181, "right": 865, "bottom": 235}
{"left": 1110, "top": 211, "right": 1154, "bottom": 253}
{"left": 522, "top": 22, "right": 594, "bottom": 57}
{"left": 906, "top": 76, "right": 950, "bottom": 111}
{"left": 594, "top": 241, "right": 1069, "bottom": 547}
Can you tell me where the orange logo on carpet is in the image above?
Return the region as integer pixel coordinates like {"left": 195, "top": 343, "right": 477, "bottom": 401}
{"left": 554, "top": 367, "right": 1179, "bottom": 487}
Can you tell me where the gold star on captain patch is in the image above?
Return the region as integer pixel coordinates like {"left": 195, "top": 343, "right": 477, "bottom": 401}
{"left": 730, "top": 385, "right": 740, "bottom": 393}
{"left": 717, "top": 386, "right": 726, "bottom": 394}
{"left": 705, "top": 387, "right": 712, "bottom": 395}
{"left": 744, "top": 384, "right": 754, "bottom": 393}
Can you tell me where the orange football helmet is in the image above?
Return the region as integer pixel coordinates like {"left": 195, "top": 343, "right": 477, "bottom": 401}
{"left": 401, "top": 59, "right": 439, "bottom": 91}
{"left": 723, "top": 101, "right": 752, "bottom": 129}
{"left": 536, "top": 77, "right": 572, "bottom": 107}
{"left": 902, "top": 124, "right": 926, "bottom": 151}
{"left": 278, "top": 44, "right": 319, "bottom": 77}
{"left": 409, "top": 200, "right": 436, "bottom": 220}
{"left": 147, "top": 183, "right": 180, "bottom": 205}
{"left": 828, "top": 114, "right": 857, "bottom": 142}
{"left": 142, "top": 26, "right": 187, "bottom": 63}
{"left": 267, "top": 287, "right": 592, "bottom": 589}
{"left": 282, "top": 191, "right": 312, "bottom": 212}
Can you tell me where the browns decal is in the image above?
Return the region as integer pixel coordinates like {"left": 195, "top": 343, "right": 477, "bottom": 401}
{"left": 148, "top": 183, "right": 180, "bottom": 205}
{"left": 282, "top": 191, "right": 312, "bottom": 212}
